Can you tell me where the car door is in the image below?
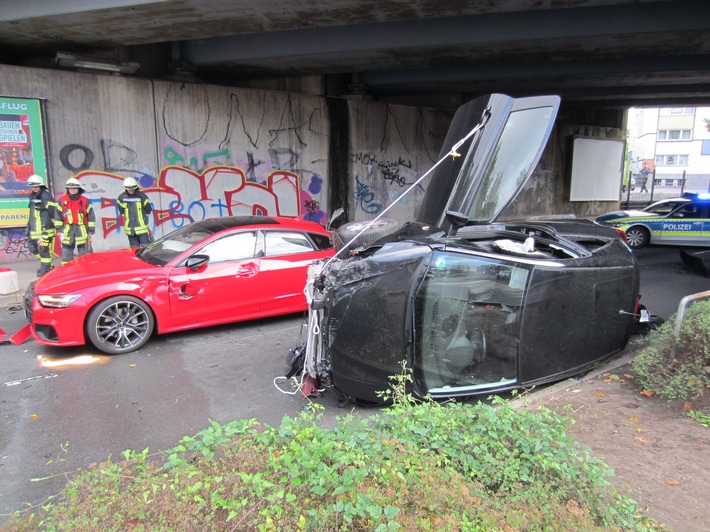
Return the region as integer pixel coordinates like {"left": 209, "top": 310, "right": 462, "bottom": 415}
{"left": 167, "top": 231, "right": 260, "bottom": 329}
{"left": 658, "top": 202, "right": 706, "bottom": 245}
{"left": 258, "top": 229, "right": 332, "bottom": 313}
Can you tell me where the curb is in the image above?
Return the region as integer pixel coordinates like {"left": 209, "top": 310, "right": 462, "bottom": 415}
{"left": 509, "top": 339, "right": 647, "bottom": 410}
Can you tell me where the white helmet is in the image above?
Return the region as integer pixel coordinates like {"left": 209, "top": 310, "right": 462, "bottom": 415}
{"left": 66, "top": 177, "right": 83, "bottom": 190}
{"left": 27, "top": 174, "right": 45, "bottom": 187}
{"left": 123, "top": 177, "right": 139, "bottom": 190}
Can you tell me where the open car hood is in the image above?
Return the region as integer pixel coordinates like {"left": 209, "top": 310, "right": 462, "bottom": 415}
{"left": 417, "top": 94, "right": 560, "bottom": 233}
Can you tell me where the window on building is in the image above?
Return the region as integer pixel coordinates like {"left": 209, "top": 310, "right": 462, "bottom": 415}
{"left": 658, "top": 129, "right": 692, "bottom": 140}
{"left": 655, "top": 154, "right": 689, "bottom": 166}
{"left": 667, "top": 107, "right": 695, "bottom": 115}
{"left": 702, "top": 140, "right": 710, "bottom": 155}
{"left": 664, "top": 179, "right": 675, "bottom": 186}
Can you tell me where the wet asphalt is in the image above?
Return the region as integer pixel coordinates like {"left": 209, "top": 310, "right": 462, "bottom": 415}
{"left": 0, "top": 246, "right": 708, "bottom": 522}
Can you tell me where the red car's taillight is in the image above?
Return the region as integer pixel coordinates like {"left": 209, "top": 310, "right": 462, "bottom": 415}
{"left": 615, "top": 229, "right": 628, "bottom": 244}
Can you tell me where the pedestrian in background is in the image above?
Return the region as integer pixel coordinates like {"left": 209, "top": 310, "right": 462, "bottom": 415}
{"left": 58, "top": 177, "right": 95, "bottom": 264}
{"left": 116, "top": 177, "right": 153, "bottom": 248}
{"left": 26, "top": 174, "right": 62, "bottom": 276}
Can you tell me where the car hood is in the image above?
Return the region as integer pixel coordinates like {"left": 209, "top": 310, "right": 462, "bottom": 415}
{"left": 596, "top": 209, "right": 660, "bottom": 223}
{"left": 33, "top": 249, "right": 160, "bottom": 294}
{"left": 417, "top": 93, "right": 560, "bottom": 233}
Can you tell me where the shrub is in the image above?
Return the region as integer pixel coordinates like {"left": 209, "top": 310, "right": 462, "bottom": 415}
{"left": 6, "top": 383, "right": 654, "bottom": 531}
{"left": 632, "top": 299, "right": 710, "bottom": 401}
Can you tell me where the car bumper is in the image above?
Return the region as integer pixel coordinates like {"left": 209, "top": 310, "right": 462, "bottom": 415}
{"left": 25, "top": 288, "right": 88, "bottom": 346}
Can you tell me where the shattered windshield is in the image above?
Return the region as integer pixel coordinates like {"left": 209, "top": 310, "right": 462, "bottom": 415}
{"left": 449, "top": 105, "right": 556, "bottom": 222}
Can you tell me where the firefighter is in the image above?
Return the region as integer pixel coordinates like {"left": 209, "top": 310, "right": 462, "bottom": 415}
{"left": 116, "top": 177, "right": 153, "bottom": 248}
{"left": 58, "top": 177, "right": 96, "bottom": 264}
{"left": 26, "top": 174, "right": 62, "bottom": 276}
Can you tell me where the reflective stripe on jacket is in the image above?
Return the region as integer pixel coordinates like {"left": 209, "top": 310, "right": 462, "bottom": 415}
{"left": 28, "top": 188, "right": 61, "bottom": 240}
{"left": 60, "top": 194, "right": 96, "bottom": 230}
{"left": 116, "top": 190, "right": 152, "bottom": 236}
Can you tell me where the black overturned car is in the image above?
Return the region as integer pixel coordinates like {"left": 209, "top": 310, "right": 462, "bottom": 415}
{"left": 288, "top": 93, "right": 641, "bottom": 404}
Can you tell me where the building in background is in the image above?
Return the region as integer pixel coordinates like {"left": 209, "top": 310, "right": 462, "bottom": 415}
{"left": 627, "top": 106, "right": 710, "bottom": 196}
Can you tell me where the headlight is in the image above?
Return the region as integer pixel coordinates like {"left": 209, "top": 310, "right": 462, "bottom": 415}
{"left": 37, "top": 294, "right": 82, "bottom": 308}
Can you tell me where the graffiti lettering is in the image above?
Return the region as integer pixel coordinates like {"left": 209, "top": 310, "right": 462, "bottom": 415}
{"left": 163, "top": 145, "right": 232, "bottom": 173}
{"left": 59, "top": 144, "right": 94, "bottom": 172}
{"left": 354, "top": 175, "right": 382, "bottom": 215}
{"left": 351, "top": 152, "right": 413, "bottom": 187}
{"left": 269, "top": 147, "right": 298, "bottom": 170}
{"left": 70, "top": 167, "right": 311, "bottom": 250}
{"left": 0, "top": 227, "right": 30, "bottom": 258}
{"left": 101, "top": 139, "right": 138, "bottom": 174}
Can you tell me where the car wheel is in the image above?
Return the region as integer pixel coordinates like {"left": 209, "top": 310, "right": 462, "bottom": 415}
{"left": 625, "top": 226, "right": 649, "bottom": 249}
{"left": 86, "top": 296, "right": 155, "bottom": 354}
{"left": 335, "top": 218, "right": 402, "bottom": 251}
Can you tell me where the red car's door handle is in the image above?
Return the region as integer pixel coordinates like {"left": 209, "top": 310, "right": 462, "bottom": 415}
{"left": 236, "top": 263, "right": 258, "bottom": 278}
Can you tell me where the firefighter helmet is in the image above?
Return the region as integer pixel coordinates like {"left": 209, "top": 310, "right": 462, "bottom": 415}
{"left": 66, "top": 177, "right": 83, "bottom": 190}
{"left": 123, "top": 177, "right": 139, "bottom": 190}
{"left": 27, "top": 174, "right": 45, "bottom": 187}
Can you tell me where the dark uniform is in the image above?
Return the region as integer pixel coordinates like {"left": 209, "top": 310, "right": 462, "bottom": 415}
{"left": 27, "top": 181, "right": 62, "bottom": 275}
{"left": 116, "top": 188, "right": 153, "bottom": 248}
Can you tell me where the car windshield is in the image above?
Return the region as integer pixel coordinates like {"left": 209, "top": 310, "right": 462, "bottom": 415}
{"left": 137, "top": 223, "right": 216, "bottom": 266}
{"left": 414, "top": 251, "right": 531, "bottom": 394}
{"left": 642, "top": 199, "right": 688, "bottom": 215}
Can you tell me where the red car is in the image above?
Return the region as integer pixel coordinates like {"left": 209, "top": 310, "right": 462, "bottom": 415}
{"left": 25, "top": 216, "right": 334, "bottom": 354}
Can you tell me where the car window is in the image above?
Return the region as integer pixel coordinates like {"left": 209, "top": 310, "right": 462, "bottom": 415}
{"left": 452, "top": 105, "right": 556, "bottom": 223}
{"left": 414, "top": 251, "right": 531, "bottom": 393}
{"left": 670, "top": 203, "right": 700, "bottom": 218}
{"left": 263, "top": 231, "right": 315, "bottom": 256}
{"left": 199, "top": 232, "right": 257, "bottom": 263}
{"left": 308, "top": 232, "right": 332, "bottom": 251}
{"left": 643, "top": 200, "right": 687, "bottom": 215}
{"left": 139, "top": 224, "right": 219, "bottom": 266}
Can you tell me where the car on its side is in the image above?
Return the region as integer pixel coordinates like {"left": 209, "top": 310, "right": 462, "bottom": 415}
{"left": 286, "top": 93, "right": 641, "bottom": 404}
{"left": 595, "top": 194, "right": 710, "bottom": 249}
{"left": 25, "top": 216, "right": 334, "bottom": 354}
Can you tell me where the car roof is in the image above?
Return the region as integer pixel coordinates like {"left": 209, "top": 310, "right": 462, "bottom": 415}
{"left": 188, "top": 216, "right": 327, "bottom": 235}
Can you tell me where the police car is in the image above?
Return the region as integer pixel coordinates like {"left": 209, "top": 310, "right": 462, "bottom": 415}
{"left": 596, "top": 193, "right": 710, "bottom": 249}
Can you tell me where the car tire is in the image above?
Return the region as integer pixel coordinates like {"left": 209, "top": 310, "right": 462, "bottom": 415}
{"left": 86, "top": 296, "right": 155, "bottom": 354}
{"left": 335, "top": 218, "right": 402, "bottom": 252}
{"left": 625, "top": 226, "right": 649, "bottom": 249}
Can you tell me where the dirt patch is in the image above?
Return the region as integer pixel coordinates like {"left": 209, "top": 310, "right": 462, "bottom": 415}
{"left": 526, "top": 354, "right": 710, "bottom": 532}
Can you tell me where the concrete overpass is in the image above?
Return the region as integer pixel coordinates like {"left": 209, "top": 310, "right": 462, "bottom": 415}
{"left": 1, "top": 0, "right": 710, "bottom": 109}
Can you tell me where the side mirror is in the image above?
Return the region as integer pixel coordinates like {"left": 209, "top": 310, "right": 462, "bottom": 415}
{"left": 185, "top": 254, "right": 209, "bottom": 271}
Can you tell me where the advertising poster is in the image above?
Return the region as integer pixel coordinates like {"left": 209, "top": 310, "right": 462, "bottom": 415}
{"left": 0, "top": 97, "right": 48, "bottom": 228}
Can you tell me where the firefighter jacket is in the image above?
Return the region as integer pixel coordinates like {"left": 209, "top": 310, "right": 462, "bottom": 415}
{"left": 116, "top": 190, "right": 152, "bottom": 236}
{"left": 59, "top": 193, "right": 95, "bottom": 232}
{"left": 27, "top": 188, "right": 62, "bottom": 240}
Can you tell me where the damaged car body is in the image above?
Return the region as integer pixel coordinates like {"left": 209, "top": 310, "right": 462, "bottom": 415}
{"left": 289, "top": 93, "right": 640, "bottom": 404}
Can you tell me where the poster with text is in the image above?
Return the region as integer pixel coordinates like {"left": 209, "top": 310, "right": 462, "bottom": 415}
{"left": 0, "top": 97, "right": 48, "bottom": 227}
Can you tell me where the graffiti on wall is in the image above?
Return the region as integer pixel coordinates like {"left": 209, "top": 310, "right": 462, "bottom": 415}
{"left": 351, "top": 152, "right": 428, "bottom": 215}
{"left": 348, "top": 104, "right": 446, "bottom": 218}
{"left": 60, "top": 165, "right": 318, "bottom": 252}
{"left": 0, "top": 226, "right": 30, "bottom": 260}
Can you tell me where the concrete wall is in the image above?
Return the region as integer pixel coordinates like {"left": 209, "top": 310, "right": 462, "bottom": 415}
{"left": 503, "top": 119, "right": 625, "bottom": 220}
{"left": 0, "top": 64, "right": 624, "bottom": 266}
{"left": 0, "top": 65, "right": 448, "bottom": 264}
{"left": 346, "top": 99, "right": 452, "bottom": 221}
